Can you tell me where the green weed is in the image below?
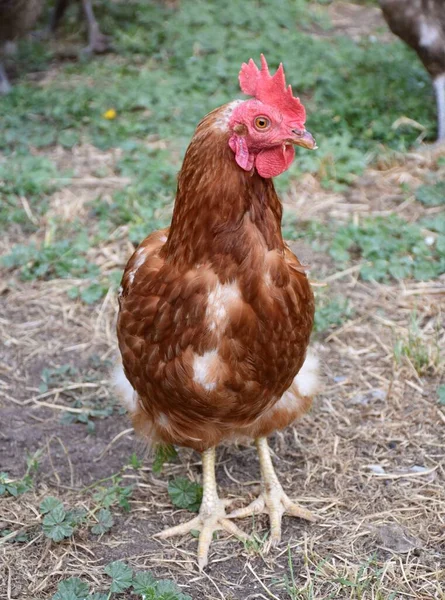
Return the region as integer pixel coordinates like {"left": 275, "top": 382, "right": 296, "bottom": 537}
{"left": 242, "top": 530, "right": 269, "bottom": 555}
{"left": 314, "top": 293, "right": 353, "bottom": 333}
{"left": 51, "top": 561, "right": 191, "bottom": 600}
{"left": 0, "top": 471, "right": 32, "bottom": 497}
{"left": 38, "top": 476, "right": 132, "bottom": 542}
{"left": 92, "top": 476, "right": 134, "bottom": 513}
{"left": 0, "top": 449, "right": 42, "bottom": 497}
{"left": 38, "top": 360, "right": 115, "bottom": 432}
{"left": 152, "top": 443, "right": 178, "bottom": 474}
{"left": 421, "top": 212, "right": 445, "bottom": 236}
{"left": 168, "top": 477, "right": 203, "bottom": 513}
{"left": 0, "top": 529, "right": 29, "bottom": 543}
{"left": 1, "top": 235, "right": 99, "bottom": 281}
{"left": 330, "top": 215, "right": 444, "bottom": 282}
{"left": 394, "top": 312, "right": 440, "bottom": 375}
{"left": 0, "top": 153, "right": 60, "bottom": 229}
{"left": 415, "top": 181, "right": 445, "bottom": 207}
{"left": 90, "top": 508, "right": 114, "bottom": 536}
{"left": 281, "top": 215, "right": 331, "bottom": 251}
{"left": 438, "top": 385, "right": 445, "bottom": 406}
{"left": 40, "top": 496, "right": 86, "bottom": 542}
{"left": 297, "top": 132, "right": 369, "bottom": 190}
{"left": 128, "top": 452, "right": 143, "bottom": 470}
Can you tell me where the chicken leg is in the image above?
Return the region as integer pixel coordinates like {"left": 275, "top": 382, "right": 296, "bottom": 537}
{"left": 50, "top": 0, "right": 111, "bottom": 55}
{"left": 0, "top": 60, "right": 12, "bottom": 95}
{"left": 434, "top": 74, "right": 445, "bottom": 142}
{"left": 80, "top": 0, "right": 111, "bottom": 54}
{"left": 228, "top": 437, "right": 315, "bottom": 550}
{"left": 156, "top": 447, "right": 250, "bottom": 569}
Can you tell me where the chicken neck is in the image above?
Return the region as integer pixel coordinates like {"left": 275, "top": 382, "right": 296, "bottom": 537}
{"left": 164, "top": 107, "right": 286, "bottom": 269}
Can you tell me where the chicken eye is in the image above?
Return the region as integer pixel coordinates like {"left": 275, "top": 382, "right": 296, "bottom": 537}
{"left": 254, "top": 116, "right": 270, "bottom": 130}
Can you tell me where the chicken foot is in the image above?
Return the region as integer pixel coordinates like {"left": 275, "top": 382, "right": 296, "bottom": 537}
{"left": 50, "top": 0, "right": 111, "bottom": 55}
{"left": 434, "top": 74, "right": 445, "bottom": 142}
{"left": 80, "top": 0, "right": 111, "bottom": 54}
{"left": 156, "top": 447, "right": 250, "bottom": 569}
{"left": 228, "top": 437, "right": 315, "bottom": 550}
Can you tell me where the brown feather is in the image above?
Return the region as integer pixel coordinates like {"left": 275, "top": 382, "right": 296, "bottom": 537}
{"left": 117, "top": 104, "right": 315, "bottom": 452}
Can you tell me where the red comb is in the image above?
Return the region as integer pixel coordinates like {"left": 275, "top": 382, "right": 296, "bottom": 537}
{"left": 239, "top": 54, "right": 306, "bottom": 125}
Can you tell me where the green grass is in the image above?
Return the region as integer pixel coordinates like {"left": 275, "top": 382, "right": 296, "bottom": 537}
{"left": 394, "top": 311, "right": 441, "bottom": 375}
{"left": 37, "top": 358, "right": 118, "bottom": 432}
{"left": 0, "top": 0, "right": 443, "bottom": 297}
{"left": 0, "top": 153, "right": 61, "bottom": 229}
{"left": 330, "top": 215, "right": 444, "bottom": 282}
{"left": 314, "top": 292, "right": 353, "bottom": 333}
{"left": 2, "top": 0, "right": 435, "bottom": 154}
{"left": 279, "top": 551, "right": 399, "bottom": 600}
{"left": 283, "top": 213, "right": 445, "bottom": 284}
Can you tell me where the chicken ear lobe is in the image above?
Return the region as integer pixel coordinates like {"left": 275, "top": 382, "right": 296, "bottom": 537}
{"left": 229, "top": 134, "right": 254, "bottom": 172}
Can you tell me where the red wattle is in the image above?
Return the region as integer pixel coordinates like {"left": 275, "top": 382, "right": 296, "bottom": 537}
{"left": 255, "top": 145, "right": 295, "bottom": 178}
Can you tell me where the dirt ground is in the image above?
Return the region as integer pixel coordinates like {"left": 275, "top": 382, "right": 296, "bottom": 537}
{"left": 1, "top": 142, "right": 444, "bottom": 599}
{"left": 1, "top": 3, "right": 445, "bottom": 599}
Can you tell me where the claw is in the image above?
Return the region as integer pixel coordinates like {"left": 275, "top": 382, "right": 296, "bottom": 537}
{"left": 155, "top": 448, "right": 250, "bottom": 569}
{"left": 156, "top": 502, "right": 250, "bottom": 569}
{"left": 227, "top": 437, "right": 316, "bottom": 552}
{"left": 227, "top": 495, "right": 265, "bottom": 519}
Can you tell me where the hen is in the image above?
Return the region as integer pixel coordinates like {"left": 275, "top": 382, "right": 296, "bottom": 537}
{"left": 380, "top": 0, "right": 445, "bottom": 141}
{"left": 0, "top": 0, "right": 44, "bottom": 94}
{"left": 50, "top": 0, "right": 110, "bottom": 54}
{"left": 116, "top": 55, "right": 319, "bottom": 568}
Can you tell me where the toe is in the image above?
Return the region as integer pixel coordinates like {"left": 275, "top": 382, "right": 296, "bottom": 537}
{"left": 220, "top": 518, "right": 251, "bottom": 541}
{"left": 197, "top": 518, "right": 217, "bottom": 569}
{"left": 155, "top": 515, "right": 201, "bottom": 539}
{"left": 267, "top": 507, "right": 283, "bottom": 549}
{"left": 283, "top": 497, "right": 316, "bottom": 522}
{"left": 198, "top": 518, "right": 250, "bottom": 569}
{"left": 226, "top": 495, "right": 265, "bottom": 519}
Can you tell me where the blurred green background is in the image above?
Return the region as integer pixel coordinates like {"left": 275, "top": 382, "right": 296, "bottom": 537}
{"left": 1, "top": 0, "right": 444, "bottom": 308}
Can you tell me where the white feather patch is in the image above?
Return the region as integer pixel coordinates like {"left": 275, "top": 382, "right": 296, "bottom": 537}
{"left": 157, "top": 412, "right": 169, "bottom": 428}
{"left": 206, "top": 281, "right": 240, "bottom": 332}
{"left": 214, "top": 99, "right": 244, "bottom": 131}
{"left": 128, "top": 247, "right": 148, "bottom": 286}
{"left": 294, "top": 350, "right": 320, "bottom": 397}
{"left": 193, "top": 350, "right": 218, "bottom": 391}
{"left": 419, "top": 19, "right": 441, "bottom": 48}
{"left": 113, "top": 364, "right": 138, "bottom": 413}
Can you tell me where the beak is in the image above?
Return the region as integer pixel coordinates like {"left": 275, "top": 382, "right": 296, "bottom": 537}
{"left": 290, "top": 129, "right": 317, "bottom": 150}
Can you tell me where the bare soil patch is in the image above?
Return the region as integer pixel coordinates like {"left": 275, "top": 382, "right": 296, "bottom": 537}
{"left": 1, "top": 4, "right": 444, "bottom": 596}
{"left": 1, "top": 143, "right": 444, "bottom": 598}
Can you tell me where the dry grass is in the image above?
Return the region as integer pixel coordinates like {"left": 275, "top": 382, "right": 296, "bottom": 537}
{"left": 1, "top": 3, "right": 445, "bottom": 594}
{"left": 1, "top": 136, "right": 444, "bottom": 599}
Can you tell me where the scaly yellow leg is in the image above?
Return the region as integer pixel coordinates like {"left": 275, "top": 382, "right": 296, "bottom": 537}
{"left": 156, "top": 447, "right": 250, "bottom": 569}
{"left": 228, "top": 437, "right": 315, "bottom": 550}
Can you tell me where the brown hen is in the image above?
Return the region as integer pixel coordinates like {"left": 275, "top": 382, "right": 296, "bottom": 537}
{"left": 116, "top": 55, "right": 320, "bottom": 568}
{"left": 0, "top": 0, "right": 44, "bottom": 94}
{"left": 380, "top": 0, "right": 445, "bottom": 141}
